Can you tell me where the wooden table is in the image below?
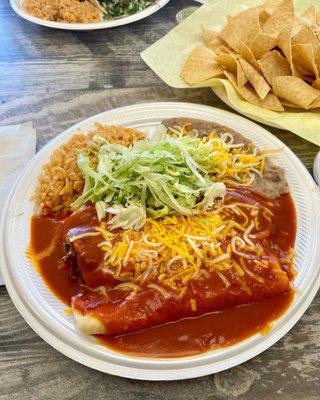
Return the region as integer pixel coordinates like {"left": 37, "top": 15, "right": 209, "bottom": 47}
{"left": 1, "top": 1, "right": 319, "bottom": 398}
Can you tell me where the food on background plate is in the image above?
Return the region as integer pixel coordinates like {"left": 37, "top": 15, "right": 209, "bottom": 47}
{"left": 29, "top": 119, "right": 297, "bottom": 357}
{"left": 97, "top": 0, "right": 155, "bottom": 19}
{"left": 22, "top": 0, "right": 101, "bottom": 22}
{"left": 181, "top": 0, "right": 320, "bottom": 111}
{"left": 22, "top": 0, "right": 155, "bottom": 23}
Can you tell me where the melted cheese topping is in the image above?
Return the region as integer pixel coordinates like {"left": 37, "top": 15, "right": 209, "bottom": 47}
{"left": 94, "top": 202, "right": 278, "bottom": 297}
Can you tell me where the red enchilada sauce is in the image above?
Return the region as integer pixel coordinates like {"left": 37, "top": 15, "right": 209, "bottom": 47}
{"left": 29, "top": 189, "right": 296, "bottom": 358}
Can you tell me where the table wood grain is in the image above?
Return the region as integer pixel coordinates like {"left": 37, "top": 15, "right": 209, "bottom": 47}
{"left": 0, "top": 1, "right": 319, "bottom": 399}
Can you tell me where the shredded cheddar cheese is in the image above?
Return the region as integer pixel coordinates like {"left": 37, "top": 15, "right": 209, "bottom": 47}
{"left": 64, "top": 307, "right": 73, "bottom": 315}
{"left": 190, "top": 299, "right": 197, "bottom": 311}
{"left": 93, "top": 201, "right": 277, "bottom": 297}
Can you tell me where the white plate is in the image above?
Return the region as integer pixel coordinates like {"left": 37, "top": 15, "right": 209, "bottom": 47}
{"left": 313, "top": 151, "right": 320, "bottom": 186}
{"left": 10, "top": 0, "right": 170, "bottom": 30}
{"left": 1, "top": 102, "right": 320, "bottom": 381}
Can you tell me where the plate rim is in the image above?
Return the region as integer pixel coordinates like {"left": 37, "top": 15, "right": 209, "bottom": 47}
{"left": 10, "top": 0, "right": 170, "bottom": 30}
{"left": 1, "top": 101, "right": 320, "bottom": 381}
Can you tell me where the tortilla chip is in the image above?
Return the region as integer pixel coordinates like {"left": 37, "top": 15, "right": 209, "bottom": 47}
{"left": 180, "top": 45, "right": 224, "bottom": 85}
{"left": 239, "top": 42, "right": 260, "bottom": 71}
{"left": 302, "top": 4, "right": 317, "bottom": 24}
{"left": 250, "top": 32, "right": 278, "bottom": 59}
{"left": 314, "top": 28, "right": 320, "bottom": 46}
{"left": 292, "top": 43, "right": 319, "bottom": 79}
{"left": 178, "top": 0, "right": 320, "bottom": 113}
{"left": 214, "top": 53, "right": 247, "bottom": 87}
{"left": 312, "top": 79, "right": 320, "bottom": 90}
{"left": 263, "top": 0, "right": 283, "bottom": 13}
{"left": 281, "top": 99, "right": 300, "bottom": 108}
{"left": 219, "top": 8, "right": 261, "bottom": 53}
{"left": 272, "top": 76, "right": 320, "bottom": 109}
{"left": 258, "top": 50, "right": 292, "bottom": 85}
{"left": 237, "top": 61, "right": 248, "bottom": 88}
{"left": 262, "top": 0, "right": 295, "bottom": 35}
{"left": 259, "top": 9, "right": 271, "bottom": 24}
{"left": 239, "top": 58, "right": 270, "bottom": 99}
{"left": 303, "top": 75, "right": 316, "bottom": 84}
{"left": 214, "top": 45, "right": 235, "bottom": 55}
{"left": 202, "top": 26, "right": 225, "bottom": 51}
{"left": 225, "top": 71, "right": 284, "bottom": 111}
{"left": 277, "top": 23, "right": 302, "bottom": 77}
{"left": 292, "top": 24, "right": 320, "bottom": 68}
{"left": 309, "top": 97, "right": 320, "bottom": 108}
{"left": 213, "top": 54, "right": 236, "bottom": 71}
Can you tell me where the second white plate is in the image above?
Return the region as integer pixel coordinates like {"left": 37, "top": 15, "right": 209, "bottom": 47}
{"left": 10, "top": 0, "right": 170, "bottom": 30}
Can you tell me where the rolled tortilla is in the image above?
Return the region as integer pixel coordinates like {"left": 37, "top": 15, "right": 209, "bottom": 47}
{"left": 73, "top": 309, "right": 107, "bottom": 335}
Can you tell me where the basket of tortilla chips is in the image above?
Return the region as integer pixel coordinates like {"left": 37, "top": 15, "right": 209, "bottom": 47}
{"left": 141, "top": 0, "right": 320, "bottom": 145}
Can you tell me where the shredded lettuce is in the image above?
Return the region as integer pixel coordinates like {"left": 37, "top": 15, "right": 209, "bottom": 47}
{"left": 200, "top": 183, "right": 226, "bottom": 210}
{"left": 106, "top": 204, "right": 146, "bottom": 230}
{"left": 71, "top": 131, "right": 227, "bottom": 229}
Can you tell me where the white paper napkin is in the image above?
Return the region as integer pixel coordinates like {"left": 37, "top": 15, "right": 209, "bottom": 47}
{"left": 0, "top": 122, "right": 36, "bottom": 285}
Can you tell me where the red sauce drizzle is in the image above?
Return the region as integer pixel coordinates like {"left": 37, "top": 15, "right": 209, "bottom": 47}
{"left": 29, "top": 190, "right": 296, "bottom": 358}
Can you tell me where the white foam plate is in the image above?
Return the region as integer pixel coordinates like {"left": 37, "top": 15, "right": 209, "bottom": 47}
{"left": 313, "top": 151, "right": 320, "bottom": 186}
{"left": 1, "top": 102, "right": 320, "bottom": 381}
{"left": 10, "top": 0, "right": 169, "bottom": 30}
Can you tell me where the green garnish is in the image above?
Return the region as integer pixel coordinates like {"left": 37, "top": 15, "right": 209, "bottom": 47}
{"left": 98, "top": 0, "right": 155, "bottom": 19}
